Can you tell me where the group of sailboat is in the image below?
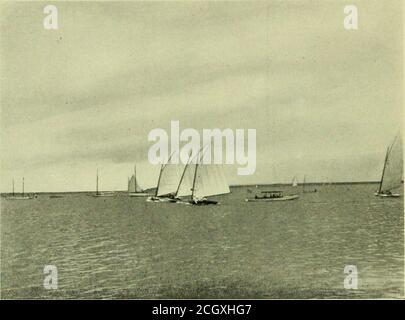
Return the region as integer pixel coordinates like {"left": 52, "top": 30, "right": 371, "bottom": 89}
{"left": 147, "top": 148, "right": 230, "bottom": 205}
{"left": 4, "top": 135, "right": 402, "bottom": 201}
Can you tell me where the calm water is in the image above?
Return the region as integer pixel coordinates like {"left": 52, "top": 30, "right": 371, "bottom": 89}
{"left": 1, "top": 184, "right": 403, "bottom": 299}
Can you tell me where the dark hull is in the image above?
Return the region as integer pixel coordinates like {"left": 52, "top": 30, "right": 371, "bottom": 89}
{"left": 146, "top": 196, "right": 175, "bottom": 202}
{"left": 245, "top": 194, "right": 299, "bottom": 202}
{"left": 190, "top": 199, "right": 218, "bottom": 205}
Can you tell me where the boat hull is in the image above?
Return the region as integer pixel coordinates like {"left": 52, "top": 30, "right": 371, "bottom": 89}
{"left": 374, "top": 192, "right": 401, "bottom": 197}
{"left": 92, "top": 193, "right": 115, "bottom": 197}
{"left": 128, "top": 192, "right": 151, "bottom": 197}
{"left": 245, "top": 195, "right": 299, "bottom": 202}
{"left": 146, "top": 196, "right": 174, "bottom": 202}
{"left": 160, "top": 198, "right": 218, "bottom": 205}
{"left": 189, "top": 199, "right": 218, "bottom": 205}
{"left": 5, "top": 196, "right": 34, "bottom": 200}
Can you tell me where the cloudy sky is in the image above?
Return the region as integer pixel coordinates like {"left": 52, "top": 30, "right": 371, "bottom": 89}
{"left": 0, "top": 0, "right": 402, "bottom": 192}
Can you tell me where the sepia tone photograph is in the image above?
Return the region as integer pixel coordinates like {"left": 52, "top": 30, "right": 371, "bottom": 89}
{"left": 0, "top": 0, "right": 403, "bottom": 301}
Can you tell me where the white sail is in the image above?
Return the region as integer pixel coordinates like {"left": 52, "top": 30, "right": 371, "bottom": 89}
{"left": 292, "top": 176, "right": 298, "bottom": 187}
{"left": 176, "top": 163, "right": 196, "bottom": 197}
{"left": 193, "top": 164, "right": 230, "bottom": 199}
{"left": 128, "top": 174, "right": 143, "bottom": 193}
{"left": 380, "top": 135, "right": 403, "bottom": 192}
{"left": 157, "top": 164, "right": 183, "bottom": 197}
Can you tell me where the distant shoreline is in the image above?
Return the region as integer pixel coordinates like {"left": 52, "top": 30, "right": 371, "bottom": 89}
{"left": 231, "top": 181, "right": 381, "bottom": 187}
{"left": 0, "top": 181, "right": 385, "bottom": 195}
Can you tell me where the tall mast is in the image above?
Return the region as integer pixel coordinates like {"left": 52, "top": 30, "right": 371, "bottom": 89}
{"left": 155, "top": 164, "right": 164, "bottom": 197}
{"left": 134, "top": 165, "right": 137, "bottom": 192}
{"left": 12, "top": 178, "right": 14, "bottom": 196}
{"left": 22, "top": 177, "right": 25, "bottom": 196}
{"left": 155, "top": 152, "right": 176, "bottom": 197}
{"left": 96, "top": 169, "right": 99, "bottom": 195}
{"left": 191, "top": 160, "right": 199, "bottom": 201}
{"left": 175, "top": 152, "right": 193, "bottom": 198}
{"left": 302, "top": 175, "right": 306, "bottom": 193}
{"left": 191, "top": 148, "right": 206, "bottom": 201}
{"left": 378, "top": 146, "right": 390, "bottom": 194}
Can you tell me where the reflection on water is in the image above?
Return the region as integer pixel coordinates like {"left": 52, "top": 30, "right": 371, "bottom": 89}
{"left": 1, "top": 184, "right": 403, "bottom": 299}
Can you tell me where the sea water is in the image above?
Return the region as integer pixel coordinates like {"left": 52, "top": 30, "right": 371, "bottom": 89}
{"left": 1, "top": 183, "right": 403, "bottom": 299}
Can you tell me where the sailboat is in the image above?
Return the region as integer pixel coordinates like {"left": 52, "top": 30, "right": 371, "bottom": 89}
{"left": 170, "top": 151, "right": 199, "bottom": 204}
{"left": 291, "top": 175, "right": 298, "bottom": 187}
{"left": 147, "top": 153, "right": 183, "bottom": 202}
{"left": 6, "top": 178, "right": 34, "bottom": 200}
{"left": 175, "top": 149, "right": 230, "bottom": 205}
{"left": 375, "top": 134, "right": 403, "bottom": 197}
{"left": 92, "top": 169, "right": 115, "bottom": 197}
{"left": 128, "top": 165, "right": 150, "bottom": 197}
{"left": 302, "top": 175, "right": 317, "bottom": 193}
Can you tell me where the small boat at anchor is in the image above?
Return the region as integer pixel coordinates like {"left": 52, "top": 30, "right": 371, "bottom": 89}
{"left": 245, "top": 190, "right": 299, "bottom": 202}
{"left": 375, "top": 134, "right": 403, "bottom": 198}
{"left": 6, "top": 178, "right": 34, "bottom": 200}
{"left": 92, "top": 169, "right": 115, "bottom": 197}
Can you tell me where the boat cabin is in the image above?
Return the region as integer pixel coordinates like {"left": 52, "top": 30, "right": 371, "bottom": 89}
{"left": 256, "top": 191, "right": 284, "bottom": 199}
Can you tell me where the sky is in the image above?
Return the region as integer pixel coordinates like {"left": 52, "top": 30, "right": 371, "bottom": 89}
{"left": 0, "top": 0, "right": 403, "bottom": 192}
